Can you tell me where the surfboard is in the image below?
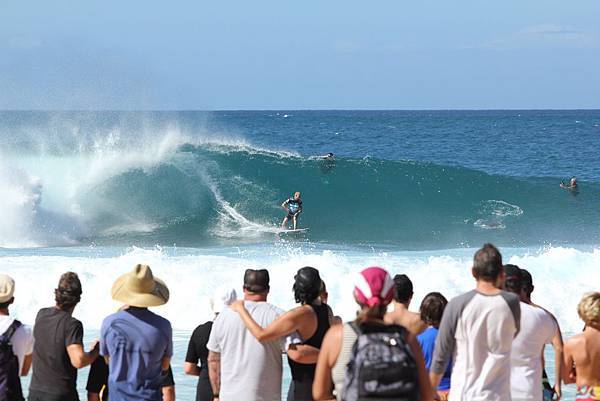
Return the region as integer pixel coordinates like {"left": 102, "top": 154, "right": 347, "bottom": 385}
{"left": 279, "top": 228, "right": 309, "bottom": 233}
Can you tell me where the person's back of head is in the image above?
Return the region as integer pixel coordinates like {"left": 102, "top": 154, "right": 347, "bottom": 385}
{"left": 472, "top": 243, "right": 503, "bottom": 283}
{"left": 354, "top": 267, "right": 395, "bottom": 323}
{"left": 243, "top": 269, "right": 270, "bottom": 300}
{"left": 55, "top": 272, "right": 82, "bottom": 311}
{"left": 520, "top": 268, "right": 534, "bottom": 299}
{"left": 503, "top": 264, "right": 524, "bottom": 298}
{"left": 578, "top": 292, "right": 600, "bottom": 329}
{"left": 293, "top": 266, "right": 322, "bottom": 305}
{"left": 393, "top": 274, "right": 414, "bottom": 305}
{"left": 0, "top": 274, "right": 15, "bottom": 311}
{"left": 419, "top": 292, "right": 448, "bottom": 328}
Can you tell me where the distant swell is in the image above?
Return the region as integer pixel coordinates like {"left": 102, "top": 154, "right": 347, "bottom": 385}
{"left": 2, "top": 135, "right": 600, "bottom": 249}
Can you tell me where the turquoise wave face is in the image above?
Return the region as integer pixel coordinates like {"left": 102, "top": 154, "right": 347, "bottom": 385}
{"left": 68, "top": 144, "right": 599, "bottom": 249}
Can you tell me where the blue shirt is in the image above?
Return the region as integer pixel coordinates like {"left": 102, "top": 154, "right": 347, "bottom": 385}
{"left": 100, "top": 308, "right": 173, "bottom": 401}
{"left": 417, "top": 326, "right": 452, "bottom": 391}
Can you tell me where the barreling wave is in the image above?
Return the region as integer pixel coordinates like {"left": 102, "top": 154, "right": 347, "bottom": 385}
{"left": 2, "top": 128, "right": 600, "bottom": 249}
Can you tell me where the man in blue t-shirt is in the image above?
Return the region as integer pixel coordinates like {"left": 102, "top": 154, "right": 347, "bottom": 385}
{"left": 100, "top": 264, "right": 172, "bottom": 401}
{"left": 417, "top": 292, "right": 452, "bottom": 400}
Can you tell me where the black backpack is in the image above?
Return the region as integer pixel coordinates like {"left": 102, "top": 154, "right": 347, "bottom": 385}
{"left": 343, "top": 322, "right": 419, "bottom": 401}
{"left": 0, "top": 320, "right": 24, "bottom": 401}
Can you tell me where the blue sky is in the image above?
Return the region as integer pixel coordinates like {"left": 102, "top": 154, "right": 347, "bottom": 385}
{"left": 1, "top": 0, "right": 599, "bottom": 109}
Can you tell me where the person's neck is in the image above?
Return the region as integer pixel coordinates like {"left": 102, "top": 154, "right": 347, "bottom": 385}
{"left": 55, "top": 305, "right": 75, "bottom": 315}
{"left": 475, "top": 280, "right": 501, "bottom": 295}
{"left": 393, "top": 301, "right": 409, "bottom": 312}
{"left": 584, "top": 324, "right": 600, "bottom": 334}
{"left": 0, "top": 308, "right": 8, "bottom": 316}
{"left": 244, "top": 294, "right": 267, "bottom": 302}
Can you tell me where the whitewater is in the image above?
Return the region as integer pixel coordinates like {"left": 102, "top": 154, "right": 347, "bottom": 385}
{"left": 1, "top": 110, "right": 599, "bottom": 399}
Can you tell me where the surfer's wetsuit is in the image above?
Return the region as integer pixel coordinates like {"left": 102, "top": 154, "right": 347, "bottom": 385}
{"left": 286, "top": 198, "right": 302, "bottom": 219}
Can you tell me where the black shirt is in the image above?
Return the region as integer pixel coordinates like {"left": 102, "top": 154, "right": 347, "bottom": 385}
{"left": 86, "top": 357, "right": 175, "bottom": 401}
{"left": 30, "top": 307, "right": 84, "bottom": 400}
{"left": 287, "top": 198, "right": 302, "bottom": 215}
{"left": 185, "top": 321, "right": 213, "bottom": 401}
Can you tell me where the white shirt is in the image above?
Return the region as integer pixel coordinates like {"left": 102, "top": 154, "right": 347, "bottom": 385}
{"left": 432, "top": 290, "right": 520, "bottom": 401}
{"left": 0, "top": 315, "right": 34, "bottom": 373}
{"left": 510, "top": 302, "right": 557, "bottom": 401}
{"left": 207, "top": 301, "right": 297, "bottom": 401}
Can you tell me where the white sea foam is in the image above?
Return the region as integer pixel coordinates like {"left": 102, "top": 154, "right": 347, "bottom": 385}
{"left": 1, "top": 245, "right": 597, "bottom": 334}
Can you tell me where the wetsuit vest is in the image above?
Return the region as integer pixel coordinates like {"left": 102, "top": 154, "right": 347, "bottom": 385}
{"left": 288, "top": 199, "right": 302, "bottom": 214}
{"left": 287, "top": 303, "right": 331, "bottom": 401}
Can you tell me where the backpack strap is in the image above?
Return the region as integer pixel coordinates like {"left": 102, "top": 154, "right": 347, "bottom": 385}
{"left": 2, "top": 319, "right": 22, "bottom": 341}
{"left": 348, "top": 321, "right": 362, "bottom": 336}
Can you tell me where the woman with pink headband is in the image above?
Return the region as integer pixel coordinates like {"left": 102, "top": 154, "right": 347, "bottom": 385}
{"left": 312, "top": 266, "right": 435, "bottom": 401}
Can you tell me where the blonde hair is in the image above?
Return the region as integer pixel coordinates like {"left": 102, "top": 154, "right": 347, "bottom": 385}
{"left": 577, "top": 292, "right": 600, "bottom": 327}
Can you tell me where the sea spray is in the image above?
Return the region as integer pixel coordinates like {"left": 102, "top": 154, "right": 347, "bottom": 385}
{"left": 1, "top": 245, "right": 596, "bottom": 333}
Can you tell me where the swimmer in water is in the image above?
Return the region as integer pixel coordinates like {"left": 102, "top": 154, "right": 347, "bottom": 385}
{"left": 281, "top": 191, "right": 302, "bottom": 230}
{"left": 560, "top": 177, "right": 578, "bottom": 190}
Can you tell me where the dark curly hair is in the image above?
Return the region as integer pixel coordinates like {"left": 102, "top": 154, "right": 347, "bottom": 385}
{"left": 293, "top": 266, "right": 322, "bottom": 304}
{"left": 393, "top": 274, "right": 414, "bottom": 304}
{"left": 55, "top": 272, "right": 82, "bottom": 310}
{"left": 419, "top": 292, "right": 448, "bottom": 327}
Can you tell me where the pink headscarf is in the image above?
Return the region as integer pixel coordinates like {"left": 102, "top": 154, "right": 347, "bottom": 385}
{"left": 353, "top": 266, "right": 395, "bottom": 307}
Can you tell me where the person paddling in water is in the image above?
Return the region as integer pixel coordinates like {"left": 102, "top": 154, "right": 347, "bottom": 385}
{"left": 281, "top": 191, "right": 302, "bottom": 230}
{"left": 560, "top": 177, "right": 578, "bottom": 190}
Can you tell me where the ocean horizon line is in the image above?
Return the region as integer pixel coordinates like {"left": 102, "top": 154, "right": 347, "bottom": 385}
{"left": 1, "top": 108, "right": 600, "bottom": 112}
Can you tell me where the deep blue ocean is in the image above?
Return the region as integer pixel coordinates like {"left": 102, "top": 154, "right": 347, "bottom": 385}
{"left": 1, "top": 110, "right": 599, "bottom": 400}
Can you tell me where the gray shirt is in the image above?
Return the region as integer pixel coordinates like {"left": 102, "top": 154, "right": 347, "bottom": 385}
{"left": 207, "top": 301, "right": 287, "bottom": 401}
{"left": 432, "top": 290, "right": 520, "bottom": 401}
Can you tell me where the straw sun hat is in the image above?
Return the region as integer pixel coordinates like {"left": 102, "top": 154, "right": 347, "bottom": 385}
{"left": 111, "top": 264, "right": 169, "bottom": 307}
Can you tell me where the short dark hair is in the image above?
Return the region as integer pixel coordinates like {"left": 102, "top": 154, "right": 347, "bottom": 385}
{"left": 293, "top": 266, "right": 322, "bottom": 304}
{"left": 503, "top": 264, "right": 523, "bottom": 294}
{"left": 520, "top": 269, "right": 534, "bottom": 296}
{"left": 419, "top": 292, "right": 448, "bottom": 327}
{"left": 55, "top": 272, "right": 82, "bottom": 310}
{"left": 393, "top": 274, "right": 414, "bottom": 303}
{"left": 0, "top": 297, "right": 14, "bottom": 309}
{"left": 472, "top": 243, "right": 503, "bottom": 282}
{"left": 243, "top": 269, "right": 270, "bottom": 294}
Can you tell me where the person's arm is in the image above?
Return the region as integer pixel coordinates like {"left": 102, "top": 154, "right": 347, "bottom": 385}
{"left": 184, "top": 326, "right": 202, "bottom": 376}
{"left": 67, "top": 340, "right": 99, "bottom": 369}
{"left": 184, "top": 362, "right": 201, "bottom": 376}
{"left": 406, "top": 332, "right": 436, "bottom": 401}
{"left": 281, "top": 199, "right": 289, "bottom": 210}
{"left": 161, "top": 356, "right": 171, "bottom": 371}
{"left": 162, "top": 385, "right": 175, "bottom": 401}
{"left": 20, "top": 353, "right": 32, "bottom": 376}
{"left": 208, "top": 351, "right": 221, "bottom": 399}
{"left": 562, "top": 340, "right": 576, "bottom": 384}
{"left": 312, "top": 325, "right": 342, "bottom": 401}
{"left": 429, "top": 296, "right": 461, "bottom": 389}
{"left": 287, "top": 344, "right": 320, "bottom": 364}
{"left": 230, "top": 301, "right": 306, "bottom": 342}
{"left": 87, "top": 393, "right": 101, "bottom": 401}
{"left": 551, "top": 327, "right": 564, "bottom": 399}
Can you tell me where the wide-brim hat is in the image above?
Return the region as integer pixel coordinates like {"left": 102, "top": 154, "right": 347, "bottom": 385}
{"left": 111, "top": 264, "right": 169, "bottom": 307}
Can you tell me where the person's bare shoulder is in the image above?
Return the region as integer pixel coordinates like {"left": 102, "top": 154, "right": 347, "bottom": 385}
{"left": 408, "top": 312, "right": 428, "bottom": 334}
{"left": 384, "top": 310, "right": 400, "bottom": 325}
{"left": 326, "top": 323, "right": 343, "bottom": 342}
{"left": 565, "top": 333, "right": 586, "bottom": 353}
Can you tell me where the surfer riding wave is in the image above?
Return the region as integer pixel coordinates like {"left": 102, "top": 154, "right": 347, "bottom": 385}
{"left": 281, "top": 191, "right": 302, "bottom": 230}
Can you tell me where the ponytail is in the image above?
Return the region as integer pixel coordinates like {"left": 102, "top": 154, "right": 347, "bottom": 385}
{"left": 355, "top": 304, "right": 387, "bottom": 325}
